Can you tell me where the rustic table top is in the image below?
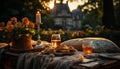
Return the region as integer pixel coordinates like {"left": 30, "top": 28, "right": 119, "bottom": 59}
{"left": 1, "top": 46, "right": 120, "bottom": 69}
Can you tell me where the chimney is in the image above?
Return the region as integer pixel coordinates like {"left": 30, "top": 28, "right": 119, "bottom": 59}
{"left": 66, "top": 1, "right": 68, "bottom": 4}
{"left": 54, "top": 0, "right": 56, "bottom": 5}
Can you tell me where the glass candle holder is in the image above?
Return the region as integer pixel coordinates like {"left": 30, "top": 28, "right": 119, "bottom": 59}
{"left": 51, "top": 34, "right": 61, "bottom": 49}
{"left": 82, "top": 41, "right": 93, "bottom": 55}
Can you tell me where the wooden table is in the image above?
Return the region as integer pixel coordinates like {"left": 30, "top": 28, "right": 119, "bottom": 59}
{"left": 1, "top": 47, "right": 120, "bottom": 69}
{"left": 71, "top": 58, "right": 120, "bottom": 69}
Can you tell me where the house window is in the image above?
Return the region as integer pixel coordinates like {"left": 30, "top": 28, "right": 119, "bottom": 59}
{"left": 77, "top": 15, "right": 79, "bottom": 19}
{"left": 62, "top": 10, "right": 67, "bottom": 16}
{"left": 62, "top": 19, "right": 66, "bottom": 27}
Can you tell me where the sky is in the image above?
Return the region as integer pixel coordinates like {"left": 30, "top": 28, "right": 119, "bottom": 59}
{"left": 60, "top": 0, "right": 88, "bottom": 11}
{"left": 41, "top": 0, "right": 89, "bottom": 11}
{"left": 68, "top": 1, "right": 83, "bottom": 11}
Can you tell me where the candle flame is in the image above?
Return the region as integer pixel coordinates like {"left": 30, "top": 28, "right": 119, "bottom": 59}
{"left": 37, "top": 11, "right": 40, "bottom": 14}
{"left": 53, "top": 42, "right": 57, "bottom": 48}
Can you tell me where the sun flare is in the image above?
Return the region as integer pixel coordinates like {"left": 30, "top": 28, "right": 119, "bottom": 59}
{"left": 49, "top": 1, "right": 54, "bottom": 9}
{"left": 48, "top": 0, "right": 87, "bottom": 11}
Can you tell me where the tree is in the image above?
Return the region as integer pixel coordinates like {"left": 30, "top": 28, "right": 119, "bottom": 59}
{"left": 0, "top": 0, "right": 23, "bottom": 22}
{"left": 41, "top": 15, "right": 55, "bottom": 29}
{"left": 114, "top": 0, "right": 120, "bottom": 29}
{"left": 102, "top": 0, "right": 118, "bottom": 29}
{"left": 76, "top": 0, "right": 119, "bottom": 30}
{"left": 0, "top": 0, "right": 51, "bottom": 22}
{"left": 77, "top": 0, "right": 103, "bottom": 30}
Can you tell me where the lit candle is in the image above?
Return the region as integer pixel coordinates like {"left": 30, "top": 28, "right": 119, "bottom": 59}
{"left": 36, "top": 11, "right": 41, "bottom": 24}
{"left": 52, "top": 42, "right": 57, "bottom": 49}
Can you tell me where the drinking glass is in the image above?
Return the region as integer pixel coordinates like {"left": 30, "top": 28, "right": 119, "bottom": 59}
{"left": 82, "top": 41, "right": 93, "bottom": 55}
{"left": 51, "top": 34, "right": 61, "bottom": 49}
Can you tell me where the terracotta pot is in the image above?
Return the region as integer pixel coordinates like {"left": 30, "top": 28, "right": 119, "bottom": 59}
{"left": 12, "top": 35, "right": 33, "bottom": 50}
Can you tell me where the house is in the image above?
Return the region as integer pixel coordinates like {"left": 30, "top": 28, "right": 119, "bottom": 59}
{"left": 51, "top": 0, "right": 83, "bottom": 30}
{"left": 72, "top": 8, "right": 83, "bottom": 30}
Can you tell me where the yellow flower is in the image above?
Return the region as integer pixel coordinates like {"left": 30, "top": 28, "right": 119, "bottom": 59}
{"left": 25, "top": 28, "right": 29, "bottom": 30}
{"left": 26, "top": 34, "right": 30, "bottom": 36}
{"left": 18, "top": 34, "right": 22, "bottom": 37}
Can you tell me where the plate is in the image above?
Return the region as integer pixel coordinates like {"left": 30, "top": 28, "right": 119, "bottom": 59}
{"left": 99, "top": 53, "right": 120, "bottom": 60}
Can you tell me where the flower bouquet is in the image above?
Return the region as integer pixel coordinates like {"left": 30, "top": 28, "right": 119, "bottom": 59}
{"left": 2, "top": 17, "right": 35, "bottom": 50}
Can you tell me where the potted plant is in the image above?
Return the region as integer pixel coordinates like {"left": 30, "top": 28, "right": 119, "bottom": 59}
{"left": 3, "top": 17, "right": 35, "bottom": 50}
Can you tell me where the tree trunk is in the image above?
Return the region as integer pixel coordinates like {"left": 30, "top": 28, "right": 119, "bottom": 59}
{"left": 102, "top": 0, "right": 117, "bottom": 29}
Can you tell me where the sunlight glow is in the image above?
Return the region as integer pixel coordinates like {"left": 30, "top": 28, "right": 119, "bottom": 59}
{"left": 68, "top": 0, "right": 85, "bottom": 11}
{"left": 49, "top": 1, "right": 54, "bottom": 9}
{"left": 48, "top": 0, "right": 88, "bottom": 11}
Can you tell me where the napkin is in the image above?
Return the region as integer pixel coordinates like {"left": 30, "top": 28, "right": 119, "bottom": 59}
{"left": 16, "top": 52, "right": 54, "bottom": 69}
{"left": 99, "top": 53, "right": 120, "bottom": 60}
{"left": 47, "top": 53, "right": 83, "bottom": 69}
{"left": 0, "top": 46, "right": 9, "bottom": 69}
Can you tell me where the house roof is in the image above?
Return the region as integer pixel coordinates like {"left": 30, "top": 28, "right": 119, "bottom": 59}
{"left": 72, "top": 8, "right": 83, "bottom": 20}
{"left": 52, "top": 3, "right": 72, "bottom": 18}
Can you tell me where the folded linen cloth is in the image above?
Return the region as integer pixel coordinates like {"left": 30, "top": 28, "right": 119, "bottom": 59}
{"left": 16, "top": 52, "right": 54, "bottom": 69}
{"left": 16, "top": 52, "right": 83, "bottom": 69}
{"left": 47, "top": 53, "right": 83, "bottom": 69}
{"left": 32, "top": 54, "right": 53, "bottom": 69}
{"left": 0, "top": 46, "right": 9, "bottom": 69}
